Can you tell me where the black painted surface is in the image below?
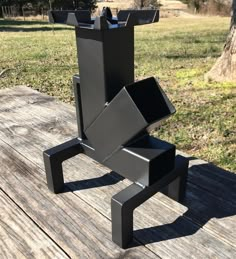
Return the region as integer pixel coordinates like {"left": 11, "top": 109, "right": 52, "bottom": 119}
{"left": 44, "top": 10, "right": 189, "bottom": 249}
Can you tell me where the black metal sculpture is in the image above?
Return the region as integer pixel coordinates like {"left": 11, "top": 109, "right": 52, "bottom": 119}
{"left": 43, "top": 9, "right": 189, "bottom": 248}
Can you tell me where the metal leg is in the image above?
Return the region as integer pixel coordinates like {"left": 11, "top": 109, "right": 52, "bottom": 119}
{"left": 44, "top": 154, "right": 64, "bottom": 194}
{"left": 161, "top": 170, "right": 188, "bottom": 202}
{"left": 43, "top": 138, "right": 83, "bottom": 193}
{"left": 111, "top": 155, "right": 188, "bottom": 248}
{"left": 163, "top": 173, "right": 188, "bottom": 202}
{"left": 112, "top": 182, "right": 147, "bottom": 248}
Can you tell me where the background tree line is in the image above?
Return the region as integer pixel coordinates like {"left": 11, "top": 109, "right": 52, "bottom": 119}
{"left": 0, "top": 0, "right": 97, "bottom": 17}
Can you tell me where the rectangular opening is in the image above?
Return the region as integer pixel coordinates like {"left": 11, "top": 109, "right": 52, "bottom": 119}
{"left": 125, "top": 77, "right": 175, "bottom": 124}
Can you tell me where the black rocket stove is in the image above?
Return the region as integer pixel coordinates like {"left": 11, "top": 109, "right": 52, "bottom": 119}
{"left": 43, "top": 9, "right": 189, "bottom": 248}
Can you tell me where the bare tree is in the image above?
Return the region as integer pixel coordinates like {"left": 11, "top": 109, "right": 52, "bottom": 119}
{"left": 205, "top": 0, "right": 236, "bottom": 82}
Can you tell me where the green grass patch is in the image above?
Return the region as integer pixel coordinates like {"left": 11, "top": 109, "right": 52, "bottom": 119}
{"left": 0, "top": 17, "right": 235, "bottom": 172}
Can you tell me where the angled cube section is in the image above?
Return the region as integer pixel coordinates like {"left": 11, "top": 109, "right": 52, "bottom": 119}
{"left": 105, "top": 135, "right": 176, "bottom": 186}
{"left": 85, "top": 77, "right": 175, "bottom": 161}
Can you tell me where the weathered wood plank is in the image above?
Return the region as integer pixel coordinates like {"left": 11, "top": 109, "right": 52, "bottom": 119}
{"left": 0, "top": 189, "right": 69, "bottom": 259}
{"left": 188, "top": 163, "right": 236, "bottom": 205}
{"left": 0, "top": 140, "right": 157, "bottom": 259}
{"left": 0, "top": 86, "right": 236, "bottom": 258}
{"left": 64, "top": 157, "right": 236, "bottom": 254}
{"left": 151, "top": 183, "right": 236, "bottom": 249}
{"left": 1, "top": 86, "right": 235, "bottom": 205}
{"left": 133, "top": 198, "right": 236, "bottom": 259}
{"left": 177, "top": 150, "right": 236, "bottom": 204}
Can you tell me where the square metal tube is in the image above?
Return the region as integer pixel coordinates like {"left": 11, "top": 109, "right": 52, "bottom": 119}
{"left": 85, "top": 77, "right": 175, "bottom": 162}
{"left": 44, "top": 10, "right": 189, "bottom": 249}
{"left": 75, "top": 27, "right": 134, "bottom": 130}
{"left": 105, "top": 135, "right": 176, "bottom": 186}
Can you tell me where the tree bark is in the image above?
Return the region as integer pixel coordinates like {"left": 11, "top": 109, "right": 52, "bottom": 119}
{"left": 205, "top": 0, "right": 236, "bottom": 82}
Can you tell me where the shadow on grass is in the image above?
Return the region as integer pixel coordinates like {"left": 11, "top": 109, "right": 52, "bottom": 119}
{"left": 164, "top": 53, "right": 220, "bottom": 59}
{"left": 0, "top": 19, "right": 72, "bottom": 32}
{"left": 0, "top": 19, "right": 48, "bottom": 26}
{"left": 0, "top": 26, "right": 73, "bottom": 32}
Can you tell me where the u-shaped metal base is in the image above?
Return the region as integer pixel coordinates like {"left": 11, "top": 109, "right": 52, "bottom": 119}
{"left": 43, "top": 138, "right": 83, "bottom": 194}
{"left": 43, "top": 138, "right": 188, "bottom": 249}
{"left": 111, "top": 155, "right": 188, "bottom": 248}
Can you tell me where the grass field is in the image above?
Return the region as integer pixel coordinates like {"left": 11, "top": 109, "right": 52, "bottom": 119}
{"left": 0, "top": 17, "right": 235, "bottom": 172}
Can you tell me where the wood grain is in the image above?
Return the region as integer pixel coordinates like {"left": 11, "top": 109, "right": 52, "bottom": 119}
{"left": 0, "top": 140, "right": 157, "bottom": 259}
{"left": 0, "top": 86, "right": 236, "bottom": 258}
{"left": 0, "top": 189, "right": 69, "bottom": 259}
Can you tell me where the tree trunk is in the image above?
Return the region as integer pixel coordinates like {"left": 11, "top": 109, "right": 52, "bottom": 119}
{"left": 205, "top": 0, "right": 236, "bottom": 82}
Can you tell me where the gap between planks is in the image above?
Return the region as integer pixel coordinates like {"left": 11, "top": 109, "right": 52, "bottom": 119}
{"left": 0, "top": 136, "right": 155, "bottom": 257}
{"left": 0, "top": 187, "right": 70, "bottom": 259}
{"left": 0, "top": 139, "right": 158, "bottom": 259}
{"left": 0, "top": 86, "right": 236, "bottom": 258}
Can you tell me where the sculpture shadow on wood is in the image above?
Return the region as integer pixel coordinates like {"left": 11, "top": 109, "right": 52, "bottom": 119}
{"left": 64, "top": 171, "right": 124, "bottom": 192}
{"left": 59, "top": 156, "right": 236, "bottom": 247}
{"left": 131, "top": 161, "right": 236, "bottom": 247}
